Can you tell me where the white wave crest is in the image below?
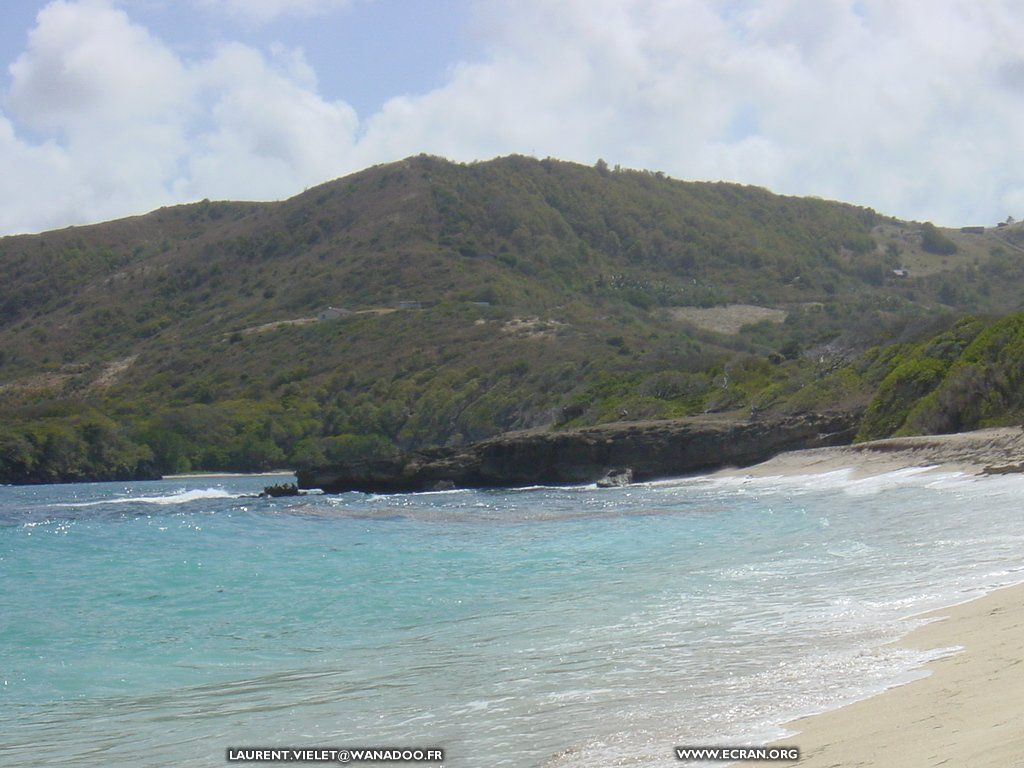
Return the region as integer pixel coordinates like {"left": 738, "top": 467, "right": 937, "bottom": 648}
{"left": 55, "top": 488, "right": 238, "bottom": 508}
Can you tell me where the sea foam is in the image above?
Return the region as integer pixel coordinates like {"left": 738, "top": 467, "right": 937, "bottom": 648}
{"left": 54, "top": 487, "right": 238, "bottom": 507}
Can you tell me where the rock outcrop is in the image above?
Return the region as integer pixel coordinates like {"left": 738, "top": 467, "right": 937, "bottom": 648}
{"left": 260, "top": 482, "right": 301, "bottom": 498}
{"left": 297, "top": 412, "right": 858, "bottom": 494}
{"left": 596, "top": 468, "right": 634, "bottom": 488}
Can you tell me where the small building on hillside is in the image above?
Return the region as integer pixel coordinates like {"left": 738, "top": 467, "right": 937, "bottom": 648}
{"left": 395, "top": 301, "right": 423, "bottom": 310}
{"left": 318, "top": 306, "right": 352, "bottom": 320}
{"left": 892, "top": 268, "right": 909, "bottom": 278}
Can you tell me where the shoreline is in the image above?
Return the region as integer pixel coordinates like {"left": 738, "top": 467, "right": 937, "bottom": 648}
{"left": 722, "top": 427, "right": 1024, "bottom": 767}
{"left": 716, "top": 425, "right": 1024, "bottom": 481}
{"left": 736, "top": 581, "right": 1024, "bottom": 767}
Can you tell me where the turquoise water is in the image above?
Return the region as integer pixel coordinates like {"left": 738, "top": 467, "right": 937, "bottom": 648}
{"left": 3, "top": 468, "right": 1024, "bottom": 767}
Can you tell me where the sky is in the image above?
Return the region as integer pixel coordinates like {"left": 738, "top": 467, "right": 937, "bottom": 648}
{"left": 2, "top": 0, "right": 1024, "bottom": 235}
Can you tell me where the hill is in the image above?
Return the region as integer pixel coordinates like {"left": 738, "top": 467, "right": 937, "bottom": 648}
{"left": 2, "top": 154, "right": 1024, "bottom": 483}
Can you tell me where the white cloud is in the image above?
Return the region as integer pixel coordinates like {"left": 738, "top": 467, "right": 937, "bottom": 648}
{"left": 192, "top": 0, "right": 352, "bottom": 24}
{"left": 0, "top": 0, "right": 358, "bottom": 233}
{"left": 353, "top": 0, "right": 1024, "bottom": 226}
{"left": 4, "top": 0, "right": 1024, "bottom": 234}
{"left": 9, "top": 0, "right": 189, "bottom": 130}
{"left": 184, "top": 43, "right": 357, "bottom": 200}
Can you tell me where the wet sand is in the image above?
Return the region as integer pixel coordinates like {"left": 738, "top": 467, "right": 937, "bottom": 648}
{"left": 738, "top": 583, "right": 1024, "bottom": 767}
{"left": 728, "top": 426, "right": 1024, "bottom": 767}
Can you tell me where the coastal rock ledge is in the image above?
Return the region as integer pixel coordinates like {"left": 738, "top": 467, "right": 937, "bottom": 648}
{"left": 297, "top": 412, "right": 858, "bottom": 494}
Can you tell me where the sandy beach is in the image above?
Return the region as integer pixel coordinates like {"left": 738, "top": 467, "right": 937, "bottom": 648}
{"left": 728, "top": 427, "right": 1024, "bottom": 768}
{"left": 720, "top": 425, "right": 1024, "bottom": 480}
{"left": 736, "top": 583, "right": 1024, "bottom": 767}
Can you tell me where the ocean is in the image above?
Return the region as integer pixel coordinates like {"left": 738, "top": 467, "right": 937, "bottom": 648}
{"left": 2, "top": 468, "right": 1024, "bottom": 767}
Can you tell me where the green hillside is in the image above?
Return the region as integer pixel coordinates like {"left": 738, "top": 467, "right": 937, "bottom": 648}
{"left": 2, "top": 154, "right": 1024, "bottom": 483}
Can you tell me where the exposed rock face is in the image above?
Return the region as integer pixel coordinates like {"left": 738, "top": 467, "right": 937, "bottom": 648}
{"left": 297, "top": 412, "right": 858, "bottom": 494}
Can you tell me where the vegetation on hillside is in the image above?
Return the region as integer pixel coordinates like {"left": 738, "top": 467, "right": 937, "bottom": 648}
{"left": 3, "top": 155, "right": 1024, "bottom": 483}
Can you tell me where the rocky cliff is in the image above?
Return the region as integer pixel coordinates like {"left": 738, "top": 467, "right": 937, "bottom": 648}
{"left": 297, "top": 412, "right": 859, "bottom": 494}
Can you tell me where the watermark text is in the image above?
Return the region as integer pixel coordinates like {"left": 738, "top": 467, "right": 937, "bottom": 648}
{"left": 226, "top": 747, "right": 444, "bottom": 764}
{"left": 675, "top": 745, "right": 800, "bottom": 762}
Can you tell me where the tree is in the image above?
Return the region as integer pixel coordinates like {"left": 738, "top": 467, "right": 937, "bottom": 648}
{"left": 921, "top": 222, "right": 957, "bottom": 255}
{"left": 938, "top": 281, "right": 959, "bottom": 305}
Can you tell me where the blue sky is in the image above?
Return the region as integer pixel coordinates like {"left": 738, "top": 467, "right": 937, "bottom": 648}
{"left": 132, "top": 1, "right": 477, "bottom": 118}
{"left": 1, "top": 0, "right": 477, "bottom": 120}
{"left": 2, "top": 0, "right": 1024, "bottom": 234}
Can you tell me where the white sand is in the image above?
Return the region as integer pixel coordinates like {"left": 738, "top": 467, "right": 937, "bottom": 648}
{"left": 720, "top": 426, "right": 1024, "bottom": 480}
